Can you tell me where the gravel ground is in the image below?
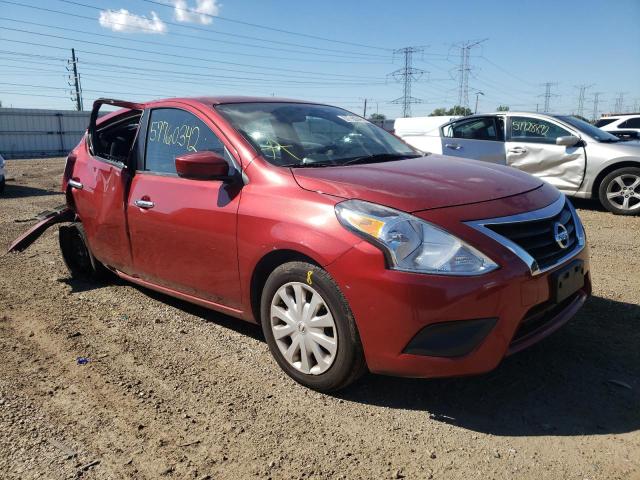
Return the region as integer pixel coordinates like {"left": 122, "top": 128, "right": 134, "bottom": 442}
{"left": 1, "top": 157, "right": 639, "bottom": 480}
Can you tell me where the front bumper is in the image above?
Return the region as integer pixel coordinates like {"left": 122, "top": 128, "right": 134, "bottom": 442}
{"left": 325, "top": 187, "right": 591, "bottom": 378}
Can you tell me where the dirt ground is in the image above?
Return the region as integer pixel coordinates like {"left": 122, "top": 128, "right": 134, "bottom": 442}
{"left": 0, "top": 157, "right": 638, "bottom": 480}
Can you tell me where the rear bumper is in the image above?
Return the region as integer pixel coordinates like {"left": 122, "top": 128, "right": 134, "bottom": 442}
{"left": 326, "top": 240, "right": 591, "bottom": 379}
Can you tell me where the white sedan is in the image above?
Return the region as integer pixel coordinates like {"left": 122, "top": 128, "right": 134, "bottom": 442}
{"left": 395, "top": 112, "right": 640, "bottom": 215}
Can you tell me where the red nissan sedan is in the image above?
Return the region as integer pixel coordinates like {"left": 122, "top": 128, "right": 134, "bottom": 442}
{"left": 10, "top": 97, "right": 591, "bottom": 391}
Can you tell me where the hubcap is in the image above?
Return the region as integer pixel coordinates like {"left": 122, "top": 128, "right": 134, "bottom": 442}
{"left": 606, "top": 174, "right": 640, "bottom": 211}
{"left": 270, "top": 282, "right": 337, "bottom": 375}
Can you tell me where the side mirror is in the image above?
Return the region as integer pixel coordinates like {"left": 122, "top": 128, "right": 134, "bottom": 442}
{"left": 175, "top": 151, "right": 230, "bottom": 180}
{"left": 556, "top": 135, "right": 581, "bottom": 147}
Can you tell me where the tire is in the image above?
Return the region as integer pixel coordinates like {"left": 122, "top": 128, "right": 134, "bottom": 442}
{"left": 598, "top": 167, "right": 640, "bottom": 215}
{"left": 59, "top": 223, "right": 109, "bottom": 280}
{"left": 0, "top": 176, "right": 5, "bottom": 194}
{"left": 260, "top": 261, "right": 367, "bottom": 392}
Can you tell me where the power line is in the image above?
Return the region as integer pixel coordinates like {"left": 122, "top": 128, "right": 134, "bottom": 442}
{"left": 0, "top": 15, "right": 383, "bottom": 65}
{"left": 539, "top": 82, "right": 558, "bottom": 112}
{"left": 2, "top": 0, "right": 388, "bottom": 59}
{"left": 591, "top": 92, "right": 603, "bottom": 121}
{"left": 137, "top": 0, "right": 391, "bottom": 51}
{"left": 0, "top": 30, "right": 378, "bottom": 81}
{"left": 614, "top": 92, "right": 626, "bottom": 113}
{"left": 574, "top": 84, "right": 593, "bottom": 117}
{"left": 389, "top": 46, "right": 427, "bottom": 117}
{"left": 455, "top": 39, "right": 487, "bottom": 108}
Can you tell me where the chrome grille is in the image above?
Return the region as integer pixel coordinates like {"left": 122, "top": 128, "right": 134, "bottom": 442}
{"left": 485, "top": 200, "right": 577, "bottom": 270}
{"left": 465, "top": 195, "right": 585, "bottom": 275}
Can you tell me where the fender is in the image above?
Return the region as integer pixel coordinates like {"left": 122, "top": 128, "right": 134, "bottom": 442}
{"left": 7, "top": 205, "right": 75, "bottom": 253}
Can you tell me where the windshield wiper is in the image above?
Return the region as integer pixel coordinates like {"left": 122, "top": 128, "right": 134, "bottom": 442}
{"left": 280, "top": 161, "right": 337, "bottom": 168}
{"left": 341, "top": 153, "right": 422, "bottom": 166}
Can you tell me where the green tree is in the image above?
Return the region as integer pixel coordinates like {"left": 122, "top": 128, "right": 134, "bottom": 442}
{"left": 368, "top": 113, "right": 386, "bottom": 122}
{"left": 496, "top": 105, "right": 510, "bottom": 111}
{"left": 447, "top": 105, "right": 473, "bottom": 116}
{"left": 429, "top": 107, "right": 448, "bottom": 116}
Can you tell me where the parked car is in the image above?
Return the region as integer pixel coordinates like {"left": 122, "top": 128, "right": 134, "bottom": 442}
{"left": 0, "top": 152, "right": 5, "bottom": 193}
{"left": 596, "top": 114, "right": 640, "bottom": 141}
{"left": 9, "top": 97, "right": 591, "bottom": 391}
{"left": 397, "top": 112, "right": 640, "bottom": 215}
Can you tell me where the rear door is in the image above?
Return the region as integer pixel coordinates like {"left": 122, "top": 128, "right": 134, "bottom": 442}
{"left": 505, "top": 115, "right": 586, "bottom": 192}
{"left": 440, "top": 116, "right": 506, "bottom": 164}
{"left": 126, "top": 104, "right": 243, "bottom": 309}
{"left": 69, "top": 99, "right": 143, "bottom": 272}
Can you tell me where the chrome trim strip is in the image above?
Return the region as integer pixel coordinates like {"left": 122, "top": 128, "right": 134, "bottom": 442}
{"left": 465, "top": 194, "right": 585, "bottom": 276}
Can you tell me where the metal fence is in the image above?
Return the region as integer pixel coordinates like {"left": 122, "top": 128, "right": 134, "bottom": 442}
{"left": 0, "top": 108, "right": 90, "bottom": 159}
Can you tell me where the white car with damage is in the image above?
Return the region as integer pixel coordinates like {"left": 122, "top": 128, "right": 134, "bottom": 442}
{"left": 396, "top": 112, "right": 640, "bottom": 215}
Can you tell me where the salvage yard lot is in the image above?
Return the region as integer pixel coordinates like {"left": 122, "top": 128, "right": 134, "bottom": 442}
{"left": 1, "top": 158, "right": 639, "bottom": 480}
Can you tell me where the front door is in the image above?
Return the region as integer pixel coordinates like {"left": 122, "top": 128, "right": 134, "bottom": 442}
{"left": 126, "top": 106, "right": 243, "bottom": 309}
{"left": 70, "top": 100, "right": 143, "bottom": 272}
{"left": 440, "top": 116, "right": 506, "bottom": 164}
{"left": 506, "top": 116, "right": 586, "bottom": 192}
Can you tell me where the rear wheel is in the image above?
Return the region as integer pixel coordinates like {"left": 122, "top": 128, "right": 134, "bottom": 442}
{"left": 598, "top": 167, "right": 640, "bottom": 215}
{"left": 59, "top": 223, "right": 109, "bottom": 280}
{"left": 260, "top": 261, "right": 367, "bottom": 392}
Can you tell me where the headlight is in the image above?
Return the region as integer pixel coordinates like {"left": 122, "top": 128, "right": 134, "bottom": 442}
{"left": 335, "top": 200, "right": 498, "bottom": 275}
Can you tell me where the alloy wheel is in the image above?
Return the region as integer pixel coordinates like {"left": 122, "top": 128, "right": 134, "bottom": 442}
{"left": 270, "top": 282, "right": 338, "bottom": 375}
{"left": 606, "top": 174, "right": 640, "bottom": 211}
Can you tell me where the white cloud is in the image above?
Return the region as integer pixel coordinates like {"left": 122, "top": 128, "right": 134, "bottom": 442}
{"left": 173, "top": 0, "right": 220, "bottom": 25}
{"left": 98, "top": 9, "right": 167, "bottom": 34}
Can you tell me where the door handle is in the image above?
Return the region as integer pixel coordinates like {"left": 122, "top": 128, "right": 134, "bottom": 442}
{"left": 508, "top": 147, "right": 527, "bottom": 154}
{"left": 134, "top": 199, "right": 155, "bottom": 209}
{"left": 445, "top": 143, "right": 461, "bottom": 150}
{"left": 68, "top": 179, "right": 83, "bottom": 190}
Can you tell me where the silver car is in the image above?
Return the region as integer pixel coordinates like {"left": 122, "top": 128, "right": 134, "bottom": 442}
{"left": 398, "top": 112, "right": 640, "bottom": 215}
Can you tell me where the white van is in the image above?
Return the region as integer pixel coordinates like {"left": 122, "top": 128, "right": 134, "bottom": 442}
{"left": 393, "top": 116, "right": 461, "bottom": 152}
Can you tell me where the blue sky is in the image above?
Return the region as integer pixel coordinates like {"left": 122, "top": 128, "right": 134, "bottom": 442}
{"left": 0, "top": 0, "right": 638, "bottom": 118}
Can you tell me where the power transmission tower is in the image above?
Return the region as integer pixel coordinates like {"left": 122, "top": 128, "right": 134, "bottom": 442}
{"left": 539, "top": 82, "right": 558, "bottom": 113}
{"left": 455, "top": 39, "right": 487, "bottom": 109}
{"left": 591, "top": 92, "right": 603, "bottom": 121}
{"left": 614, "top": 92, "right": 625, "bottom": 113}
{"left": 67, "top": 48, "right": 83, "bottom": 111}
{"left": 574, "top": 84, "right": 593, "bottom": 117}
{"left": 389, "top": 46, "right": 426, "bottom": 117}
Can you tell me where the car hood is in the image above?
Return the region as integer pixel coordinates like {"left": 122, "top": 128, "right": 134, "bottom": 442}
{"left": 292, "top": 155, "right": 544, "bottom": 212}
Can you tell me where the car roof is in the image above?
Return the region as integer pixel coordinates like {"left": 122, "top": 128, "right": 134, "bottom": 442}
{"left": 144, "top": 96, "right": 319, "bottom": 107}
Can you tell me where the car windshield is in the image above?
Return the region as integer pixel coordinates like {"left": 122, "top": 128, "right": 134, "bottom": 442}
{"left": 215, "top": 102, "right": 418, "bottom": 167}
{"left": 555, "top": 115, "right": 620, "bottom": 142}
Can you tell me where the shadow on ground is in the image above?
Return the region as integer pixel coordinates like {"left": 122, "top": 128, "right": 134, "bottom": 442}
{"left": 571, "top": 197, "right": 608, "bottom": 213}
{"left": 77, "top": 279, "right": 640, "bottom": 437}
{"left": 337, "top": 295, "right": 640, "bottom": 437}
{"left": 2, "top": 183, "right": 60, "bottom": 199}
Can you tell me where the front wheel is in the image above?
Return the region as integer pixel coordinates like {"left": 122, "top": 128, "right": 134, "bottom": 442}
{"left": 598, "top": 167, "right": 640, "bottom": 215}
{"left": 59, "top": 223, "right": 109, "bottom": 280}
{"left": 260, "top": 261, "right": 367, "bottom": 392}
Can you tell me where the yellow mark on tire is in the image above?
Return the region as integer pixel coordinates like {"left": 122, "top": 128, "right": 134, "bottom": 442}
{"left": 306, "top": 270, "right": 313, "bottom": 285}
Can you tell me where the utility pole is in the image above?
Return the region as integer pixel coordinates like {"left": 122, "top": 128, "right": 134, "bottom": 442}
{"left": 474, "top": 91, "right": 484, "bottom": 114}
{"left": 67, "top": 48, "right": 83, "bottom": 111}
{"left": 574, "top": 84, "right": 593, "bottom": 117}
{"left": 362, "top": 98, "right": 367, "bottom": 118}
{"left": 539, "top": 82, "right": 558, "bottom": 113}
{"left": 456, "top": 39, "right": 487, "bottom": 109}
{"left": 389, "top": 46, "right": 426, "bottom": 117}
{"left": 591, "top": 92, "right": 603, "bottom": 121}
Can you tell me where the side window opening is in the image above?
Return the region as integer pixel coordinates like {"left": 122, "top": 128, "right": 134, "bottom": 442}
{"left": 509, "top": 117, "right": 570, "bottom": 144}
{"left": 144, "top": 108, "right": 231, "bottom": 175}
{"left": 93, "top": 113, "right": 142, "bottom": 163}
{"left": 443, "top": 117, "right": 500, "bottom": 141}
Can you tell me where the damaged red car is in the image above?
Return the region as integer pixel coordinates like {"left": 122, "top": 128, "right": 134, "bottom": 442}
{"left": 10, "top": 97, "right": 591, "bottom": 391}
